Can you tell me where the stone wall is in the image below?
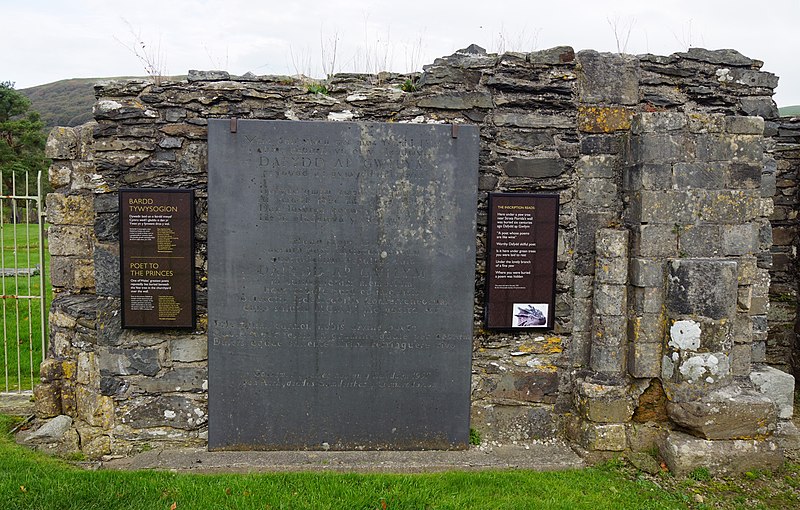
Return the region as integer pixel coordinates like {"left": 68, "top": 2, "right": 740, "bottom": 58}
{"left": 39, "top": 45, "right": 796, "bottom": 472}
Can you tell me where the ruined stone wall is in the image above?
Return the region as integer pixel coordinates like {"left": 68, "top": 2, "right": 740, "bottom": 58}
{"left": 39, "top": 46, "right": 795, "bottom": 468}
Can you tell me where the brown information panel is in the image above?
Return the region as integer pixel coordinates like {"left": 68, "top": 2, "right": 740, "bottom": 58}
{"left": 120, "top": 189, "right": 195, "bottom": 328}
{"left": 486, "top": 193, "right": 559, "bottom": 330}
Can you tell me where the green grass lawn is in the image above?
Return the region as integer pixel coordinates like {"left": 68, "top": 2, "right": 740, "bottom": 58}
{"left": 0, "top": 223, "right": 49, "bottom": 392}
{"left": 0, "top": 417, "right": 689, "bottom": 510}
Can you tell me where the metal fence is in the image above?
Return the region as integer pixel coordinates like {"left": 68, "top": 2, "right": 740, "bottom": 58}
{"left": 0, "top": 171, "right": 47, "bottom": 393}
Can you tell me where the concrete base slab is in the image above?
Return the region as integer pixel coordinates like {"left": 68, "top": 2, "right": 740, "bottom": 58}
{"left": 0, "top": 391, "right": 34, "bottom": 415}
{"left": 101, "top": 442, "right": 585, "bottom": 473}
{"left": 659, "top": 431, "right": 783, "bottom": 476}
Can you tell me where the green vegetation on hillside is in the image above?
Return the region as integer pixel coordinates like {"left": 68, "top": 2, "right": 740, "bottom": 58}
{"left": 779, "top": 105, "right": 800, "bottom": 117}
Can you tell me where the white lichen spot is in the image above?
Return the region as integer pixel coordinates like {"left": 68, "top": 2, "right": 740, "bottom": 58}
{"left": 346, "top": 93, "right": 368, "bottom": 102}
{"left": 202, "top": 379, "right": 208, "bottom": 391}
{"left": 95, "top": 100, "right": 123, "bottom": 113}
{"left": 679, "top": 355, "right": 709, "bottom": 381}
{"left": 284, "top": 109, "right": 299, "bottom": 121}
{"left": 716, "top": 68, "right": 734, "bottom": 82}
{"left": 328, "top": 110, "right": 355, "bottom": 121}
{"left": 669, "top": 320, "right": 701, "bottom": 351}
{"left": 411, "top": 115, "right": 425, "bottom": 123}
{"left": 163, "top": 410, "right": 177, "bottom": 419}
{"left": 706, "top": 377, "right": 715, "bottom": 383}
{"left": 194, "top": 408, "right": 204, "bottom": 417}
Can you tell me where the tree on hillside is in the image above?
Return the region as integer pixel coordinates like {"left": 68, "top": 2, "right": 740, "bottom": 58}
{"left": 0, "top": 81, "right": 48, "bottom": 206}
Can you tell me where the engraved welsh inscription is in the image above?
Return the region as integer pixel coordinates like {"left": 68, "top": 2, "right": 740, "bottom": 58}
{"left": 208, "top": 120, "right": 478, "bottom": 450}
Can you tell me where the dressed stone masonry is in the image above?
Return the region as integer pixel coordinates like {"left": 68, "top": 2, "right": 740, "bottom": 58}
{"left": 35, "top": 44, "right": 799, "bottom": 473}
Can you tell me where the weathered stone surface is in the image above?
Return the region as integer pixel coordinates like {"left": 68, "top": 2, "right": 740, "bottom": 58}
{"left": 750, "top": 366, "right": 795, "bottom": 419}
{"left": 48, "top": 226, "right": 93, "bottom": 256}
{"left": 34, "top": 383, "right": 61, "bottom": 418}
{"left": 628, "top": 340, "right": 662, "bottom": 378}
{"left": 581, "top": 422, "right": 626, "bottom": 451}
{"left": 659, "top": 431, "right": 782, "bottom": 476}
{"left": 577, "top": 106, "right": 633, "bottom": 133}
{"left": 127, "top": 367, "right": 208, "bottom": 395}
{"left": 577, "top": 51, "right": 639, "bottom": 105}
{"left": 666, "top": 259, "right": 737, "bottom": 320}
{"left": 471, "top": 404, "right": 556, "bottom": 442}
{"left": 628, "top": 452, "right": 661, "bottom": 474}
{"left": 46, "top": 127, "right": 79, "bottom": 159}
{"left": 666, "top": 385, "right": 777, "bottom": 440}
{"left": 416, "top": 92, "right": 492, "bottom": 110}
{"left": 577, "top": 381, "right": 634, "bottom": 423}
{"left": 170, "top": 336, "right": 208, "bottom": 363}
{"left": 503, "top": 157, "right": 564, "bottom": 178}
{"left": 632, "top": 112, "right": 687, "bottom": 134}
{"left": 493, "top": 112, "right": 574, "bottom": 129}
{"left": 23, "top": 415, "right": 73, "bottom": 442}
{"left": 485, "top": 371, "right": 559, "bottom": 403}
{"left": 119, "top": 395, "right": 207, "bottom": 430}
{"left": 527, "top": 46, "right": 575, "bottom": 64}
{"left": 76, "top": 386, "right": 114, "bottom": 429}
{"left": 98, "top": 347, "right": 161, "bottom": 377}
{"left": 83, "top": 435, "right": 112, "bottom": 458}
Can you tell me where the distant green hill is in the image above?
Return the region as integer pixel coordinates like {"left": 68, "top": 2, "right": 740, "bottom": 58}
{"left": 779, "top": 105, "right": 800, "bottom": 117}
{"left": 19, "top": 78, "right": 103, "bottom": 131}
{"left": 19, "top": 76, "right": 181, "bottom": 131}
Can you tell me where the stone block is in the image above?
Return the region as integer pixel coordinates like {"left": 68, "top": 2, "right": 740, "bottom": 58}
{"left": 487, "top": 371, "right": 559, "bottom": 404}
{"left": 98, "top": 347, "right": 161, "bottom": 377}
{"left": 83, "top": 435, "right": 112, "bottom": 459}
{"left": 627, "top": 422, "right": 669, "bottom": 452}
{"left": 728, "top": 162, "right": 761, "bottom": 189}
{"left": 696, "top": 134, "right": 763, "bottom": 163}
{"left": 576, "top": 178, "right": 618, "bottom": 209}
{"left": 631, "top": 287, "right": 664, "bottom": 315}
{"left": 725, "top": 116, "right": 765, "bottom": 135}
{"left": 737, "top": 256, "right": 758, "bottom": 285}
{"left": 118, "top": 394, "right": 207, "bottom": 430}
{"left": 722, "top": 224, "right": 758, "bottom": 256}
{"left": 666, "top": 259, "right": 737, "bottom": 320}
{"left": 687, "top": 113, "right": 725, "bottom": 134}
{"left": 493, "top": 112, "right": 575, "bottom": 129}
{"left": 527, "top": 46, "right": 575, "bottom": 64}
{"left": 739, "top": 97, "right": 779, "bottom": 119}
{"left": 576, "top": 50, "right": 640, "bottom": 105}
{"left": 593, "top": 284, "right": 626, "bottom": 316}
{"left": 639, "top": 190, "right": 695, "bottom": 224}
{"left": 416, "top": 92, "right": 493, "bottom": 110}
{"left": 638, "top": 164, "right": 673, "bottom": 190}
{"left": 678, "top": 224, "right": 722, "bottom": 257}
{"left": 575, "top": 155, "right": 616, "bottom": 179}
{"left": 94, "top": 243, "right": 120, "bottom": 296}
{"left": 580, "top": 135, "right": 621, "bottom": 155}
{"left": 628, "top": 341, "right": 662, "bottom": 378}
{"left": 672, "top": 162, "right": 726, "bottom": 190}
{"left": 629, "top": 258, "right": 663, "bottom": 288}
{"left": 663, "top": 351, "right": 731, "bottom": 390}
{"left": 595, "top": 256, "right": 627, "bottom": 284}
{"left": 170, "top": 335, "right": 208, "bottom": 362}
{"left": 76, "top": 386, "right": 114, "bottom": 429}
{"left": 61, "top": 381, "right": 77, "bottom": 416}
{"left": 750, "top": 366, "right": 795, "bottom": 419}
{"left": 578, "top": 383, "right": 634, "bottom": 423}
{"left": 23, "top": 415, "right": 73, "bottom": 443}
{"left": 581, "top": 422, "right": 627, "bottom": 451}
{"left": 40, "top": 358, "right": 63, "bottom": 383}
{"left": 630, "top": 133, "right": 695, "bottom": 164}
{"left": 631, "top": 112, "right": 687, "bottom": 134}
{"left": 730, "top": 343, "right": 752, "bottom": 376}
{"left": 48, "top": 226, "right": 93, "bottom": 257}
{"left": 629, "top": 314, "right": 665, "bottom": 344}
{"left": 631, "top": 225, "right": 677, "bottom": 258}
{"left": 49, "top": 162, "right": 72, "bottom": 188}
{"left": 752, "top": 340, "right": 767, "bottom": 363}
{"left": 34, "top": 383, "right": 62, "bottom": 418}
{"left": 666, "top": 385, "right": 777, "bottom": 440}
{"left": 503, "top": 157, "right": 564, "bottom": 178}
{"left": 470, "top": 404, "right": 557, "bottom": 442}
{"left": 127, "top": 367, "right": 208, "bottom": 395}
{"left": 577, "top": 106, "right": 634, "bottom": 133}
{"left": 696, "top": 190, "right": 760, "bottom": 223}
{"left": 595, "top": 228, "right": 628, "bottom": 258}
{"left": 46, "top": 126, "right": 79, "bottom": 159}
{"left": 659, "top": 431, "right": 783, "bottom": 476}
{"left": 478, "top": 174, "right": 498, "bottom": 191}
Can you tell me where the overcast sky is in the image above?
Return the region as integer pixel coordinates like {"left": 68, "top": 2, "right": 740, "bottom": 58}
{"left": 3, "top": 0, "right": 799, "bottom": 106}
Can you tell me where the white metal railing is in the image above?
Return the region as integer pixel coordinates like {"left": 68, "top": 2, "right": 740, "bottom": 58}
{"left": 0, "top": 170, "right": 47, "bottom": 393}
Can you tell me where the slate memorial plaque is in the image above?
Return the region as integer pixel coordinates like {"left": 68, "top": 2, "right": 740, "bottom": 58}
{"left": 485, "top": 193, "right": 558, "bottom": 330}
{"left": 119, "top": 189, "right": 195, "bottom": 328}
{"left": 207, "top": 120, "right": 478, "bottom": 450}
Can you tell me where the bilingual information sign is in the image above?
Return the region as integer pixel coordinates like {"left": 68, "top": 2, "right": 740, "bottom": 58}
{"left": 485, "top": 193, "right": 559, "bottom": 330}
{"left": 120, "top": 189, "right": 195, "bottom": 329}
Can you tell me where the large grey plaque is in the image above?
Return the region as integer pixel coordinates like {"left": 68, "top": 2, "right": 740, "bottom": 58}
{"left": 207, "top": 120, "right": 478, "bottom": 450}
